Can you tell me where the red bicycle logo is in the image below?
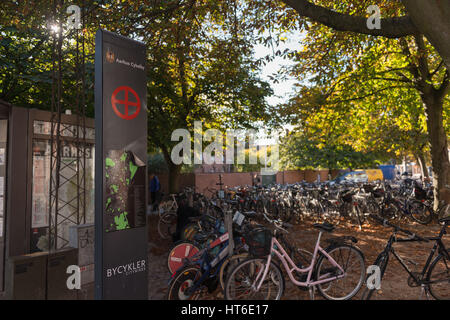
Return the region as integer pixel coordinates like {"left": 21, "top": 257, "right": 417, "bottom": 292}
{"left": 111, "top": 86, "right": 141, "bottom": 120}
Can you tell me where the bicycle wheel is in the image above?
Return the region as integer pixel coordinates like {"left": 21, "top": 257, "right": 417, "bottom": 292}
{"left": 158, "top": 201, "right": 174, "bottom": 217}
{"left": 366, "top": 200, "right": 380, "bottom": 215}
{"left": 409, "top": 200, "right": 433, "bottom": 225}
{"left": 219, "top": 253, "right": 249, "bottom": 290}
{"left": 427, "top": 250, "right": 450, "bottom": 300}
{"left": 315, "top": 244, "right": 365, "bottom": 300}
{"left": 167, "top": 266, "right": 207, "bottom": 300}
{"left": 180, "top": 223, "right": 201, "bottom": 242}
{"left": 167, "top": 241, "right": 200, "bottom": 274}
{"left": 158, "top": 212, "right": 177, "bottom": 240}
{"left": 380, "top": 202, "right": 399, "bottom": 221}
{"left": 360, "top": 252, "right": 389, "bottom": 300}
{"left": 207, "top": 205, "right": 223, "bottom": 220}
{"left": 324, "top": 204, "right": 341, "bottom": 225}
{"left": 224, "top": 258, "right": 284, "bottom": 300}
{"left": 278, "top": 204, "right": 292, "bottom": 223}
{"left": 349, "top": 206, "right": 364, "bottom": 229}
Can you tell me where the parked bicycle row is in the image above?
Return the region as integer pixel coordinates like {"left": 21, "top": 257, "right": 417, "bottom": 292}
{"left": 156, "top": 178, "right": 440, "bottom": 240}
{"left": 151, "top": 179, "right": 448, "bottom": 300}
{"left": 163, "top": 200, "right": 449, "bottom": 300}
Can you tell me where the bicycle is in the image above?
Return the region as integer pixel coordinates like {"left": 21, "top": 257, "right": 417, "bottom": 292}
{"left": 167, "top": 214, "right": 225, "bottom": 274}
{"left": 166, "top": 204, "right": 252, "bottom": 300}
{"left": 157, "top": 210, "right": 178, "bottom": 239}
{"left": 166, "top": 229, "right": 247, "bottom": 300}
{"left": 224, "top": 218, "right": 366, "bottom": 300}
{"left": 361, "top": 214, "right": 449, "bottom": 300}
{"left": 380, "top": 183, "right": 433, "bottom": 225}
{"left": 159, "top": 193, "right": 179, "bottom": 217}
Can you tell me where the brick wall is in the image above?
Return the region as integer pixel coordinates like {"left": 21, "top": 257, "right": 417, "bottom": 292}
{"left": 155, "top": 169, "right": 341, "bottom": 196}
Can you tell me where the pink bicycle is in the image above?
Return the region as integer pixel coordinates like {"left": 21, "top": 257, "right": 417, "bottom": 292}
{"left": 224, "top": 221, "right": 366, "bottom": 300}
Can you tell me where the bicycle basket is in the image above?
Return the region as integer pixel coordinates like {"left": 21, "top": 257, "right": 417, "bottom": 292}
{"left": 244, "top": 227, "right": 272, "bottom": 258}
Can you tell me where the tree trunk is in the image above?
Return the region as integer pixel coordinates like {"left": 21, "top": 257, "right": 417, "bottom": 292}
{"left": 168, "top": 163, "right": 181, "bottom": 194}
{"left": 416, "top": 152, "right": 429, "bottom": 180}
{"left": 161, "top": 145, "right": 182, "bottom": 194}
{"left": 422, "top": 94, "right": 450, "bottom": 210}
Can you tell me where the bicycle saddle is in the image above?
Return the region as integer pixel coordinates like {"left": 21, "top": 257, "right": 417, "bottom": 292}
{"left": 313, "top": 222, "right": 335, "bottom": 233}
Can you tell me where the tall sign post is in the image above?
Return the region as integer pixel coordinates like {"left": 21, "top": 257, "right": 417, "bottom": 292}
{"left": 95, "top": 30, "right": 148, "bottom": 299}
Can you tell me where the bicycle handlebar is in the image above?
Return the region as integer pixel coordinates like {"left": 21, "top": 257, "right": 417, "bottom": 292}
{"left": 260, "top": 211, "right": 292, "bottom": 233}
{"left": 369, "top": 214, "right": 429, "bottom": 242}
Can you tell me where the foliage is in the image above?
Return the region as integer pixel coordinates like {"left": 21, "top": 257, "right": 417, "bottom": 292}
{"left": 266, "top": 1, "right": 449, "bottom": 167}
{"left": 280, "top": 131, "right": 384, "bottom": 170}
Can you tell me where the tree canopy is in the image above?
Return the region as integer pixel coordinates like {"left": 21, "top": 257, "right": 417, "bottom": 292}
{"left": 0, "top": 0, "right": 449, "bottom": 198}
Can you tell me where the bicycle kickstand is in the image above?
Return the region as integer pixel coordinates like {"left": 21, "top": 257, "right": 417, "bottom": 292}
{"left": 419, "top": 285, "right": 431, "bottom": 300}
{"left": 309, "top": 286, "right": 316, "bottom": 300}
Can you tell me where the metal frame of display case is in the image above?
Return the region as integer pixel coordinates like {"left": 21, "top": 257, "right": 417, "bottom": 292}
{"left": 0, "top": 102, "right": 94, "bottom": 298}
{"left": 46, "top": 8, "right": 92, "bottom": 251}
{"left": 29, "top": 109, "right": 95, "bottom": 252}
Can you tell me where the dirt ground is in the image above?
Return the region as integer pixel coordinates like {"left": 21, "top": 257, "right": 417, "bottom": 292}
{"left": 147, "top": 214, "right": 449, "bottom": 300}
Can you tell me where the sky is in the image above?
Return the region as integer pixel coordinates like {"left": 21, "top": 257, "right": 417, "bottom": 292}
{"left": 251, "top": 30, "right": 305, "bottom": 142}
{"left": 252, "top": 30, "right": 305, "bottom": 107}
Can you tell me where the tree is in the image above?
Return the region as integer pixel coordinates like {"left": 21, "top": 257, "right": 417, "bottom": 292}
{"left": 132, "top": 1, "right": 274, "bottom": 192}
{"left": 0, "top": 1, "right": 275, "bottom": 193}
{"left": 280, "top": 131, "right": 385, "bottom": 170}
{"left": 0, "top": 0, "right": 98, "bottom": 116}
{"left": 257, "top": 0, "right": 449, "bottom": 207}
{"left": 281, "top": 0, "right": 450, "bottom": 69}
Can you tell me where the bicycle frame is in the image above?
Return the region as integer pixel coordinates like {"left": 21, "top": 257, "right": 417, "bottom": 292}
{"left": 255, "top": 232, "right": 345, "bottom": 291}
{"left": 182, "top": 232, "right": 243, "bottom": 296}
{"left": 378, "top": 224, "right": 448, "bottom": 286}
{"left": 158, "top": 195, "right": 178, "bottom": 217}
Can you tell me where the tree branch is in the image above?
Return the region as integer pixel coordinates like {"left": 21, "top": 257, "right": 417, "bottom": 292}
{"left": 327, "top": 85, "right": 413, "bottom": 104}
{"left": 437, "top": 70, "right": 450, "bottom": 101}
{"left": 282, "top": 0, "right": 418, "bottom": 38}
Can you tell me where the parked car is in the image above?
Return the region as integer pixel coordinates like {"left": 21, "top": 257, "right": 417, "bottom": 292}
{"left": 331, "top": 169, "right": 384, "bottom": 184}
{"left": 332, "top": 170, "right": 369, "bottom": 184}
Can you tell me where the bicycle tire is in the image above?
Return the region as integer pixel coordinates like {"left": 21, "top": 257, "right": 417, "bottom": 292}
{"left": 158, "top": 212, "right": 177, "bottom": 239}
{"left": 167, "top": 266, "right": 206, "bottom": 300}
{"left": 349, "top": 205, "right": 364, "bottom": 229}
{"left": 180, "top": 223, "right": 201, "bottom": 242}
{"left": 219, "top": 253, "right": 249, "bottom": 290}
{"left": 426, "top": 250, "right": 450, "bottom": 300}
{"left": 224, "top": 258, "right": 285, "bottom": 300}
{"left": 409, "top": 200, "right": 433, "bottom": 225}
{"left": 315, "top": 244, "right": 365, "bottom": 300}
